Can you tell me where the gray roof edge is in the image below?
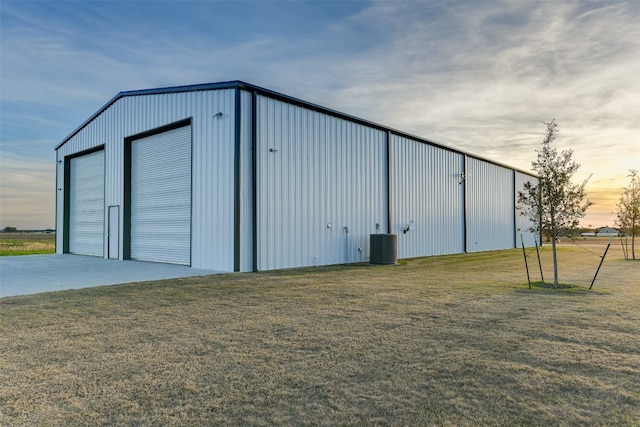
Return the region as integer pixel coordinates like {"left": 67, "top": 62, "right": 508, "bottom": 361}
{"left": 54, "top": 80, "right": 536, "bottom": 177}
{"left": 54, "top": 80, "right": 247, "bottom": 149}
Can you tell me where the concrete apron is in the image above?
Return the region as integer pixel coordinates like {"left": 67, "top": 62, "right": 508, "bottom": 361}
{"left": 0, "top": 254, "right": 217, "bottom": 298}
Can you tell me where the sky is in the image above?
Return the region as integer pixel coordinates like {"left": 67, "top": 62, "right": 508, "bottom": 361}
{"left": 1, "top": 0, "right": 638, "bottom": 230}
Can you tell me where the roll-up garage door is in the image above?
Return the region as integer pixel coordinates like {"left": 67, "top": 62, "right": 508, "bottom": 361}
{"left": 130, "top": 125, "right": 191, "bottom": 265}
{"left": 69, "top": 150, "right": 105, "bottom": 256}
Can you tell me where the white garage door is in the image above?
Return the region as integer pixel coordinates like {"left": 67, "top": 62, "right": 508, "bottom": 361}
{"left": 130, "top": 125, "right": 192, "bottom": 265}
{"left": 69, "top": 150, "right": 105, "bottom": 256}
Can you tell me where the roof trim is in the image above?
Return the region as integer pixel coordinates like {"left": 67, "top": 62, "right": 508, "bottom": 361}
{"left": 54, "top": 80, "right": 536, "bottom": 177}
{"left": 55, "top": 80, "right": 247, "bottom": 149}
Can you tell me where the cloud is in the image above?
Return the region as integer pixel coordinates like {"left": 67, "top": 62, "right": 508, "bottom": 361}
{"left": 0, "top": 0, "right": 638, "bottom": 228}
{"left": 315, "top": 2, "right": 639, "bottom": 191}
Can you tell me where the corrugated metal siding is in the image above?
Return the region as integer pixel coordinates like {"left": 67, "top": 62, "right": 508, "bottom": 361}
{"left": 55, "top": 89, "right": 237, "bottom": 270}
{"left": 390, "top": 135, "right": 465, "bottom": 259}
{"left": 55, "top": 82, "right": 534, "bottom": 270}
{"left": 466, "top": 158, "right": 515, "bottom": 252}
{"left": 255, "top": 96, "right": 387, "bottom": 270}
{"left": 189, "top": 89, "right": 236, "bottom": 271}
{"left": 515, "top": 171, "right": 539, "bottom": 247}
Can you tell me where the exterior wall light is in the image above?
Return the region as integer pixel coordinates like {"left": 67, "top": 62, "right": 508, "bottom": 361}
{"left": 402, "top": 220, "right": 415, "bottom": 234}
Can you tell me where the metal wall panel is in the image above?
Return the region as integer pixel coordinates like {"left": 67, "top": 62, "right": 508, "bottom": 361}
{"left": 390, "top": 135, "right": 465, "bottom": 258}
{"left": 55, "top": 89, "right": 237, "bottom": 271}
{"left": 466, "top": 158, "right": 515, "bottom": 252}
{"left": 69, "top": 150, "right": 104, "bottom": 256}
{"left": 255, "top": 96, "right": 387, "bottom": 270}
{"left": 189, "top": 89, "right": 237, "bottom": 271}
{"left": 515, "top": 171, "right": 539, "bottom": 247}
{"left": 130, "top": 125, "right": 191, "bottom": 265}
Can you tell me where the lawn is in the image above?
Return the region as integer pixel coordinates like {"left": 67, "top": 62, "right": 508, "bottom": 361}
{"left": 0, "top": 232, "right": 55, "bottom": 256}
{"left": 1, "top": 239, "right": 638, "bottom": 426}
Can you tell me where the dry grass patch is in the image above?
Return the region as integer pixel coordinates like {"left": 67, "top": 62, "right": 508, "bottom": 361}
{"left": 0, "top": 233, "right": 55, "bottom": 255}
{"left": 1, "top": 241, "right": 638, "bottom": 426}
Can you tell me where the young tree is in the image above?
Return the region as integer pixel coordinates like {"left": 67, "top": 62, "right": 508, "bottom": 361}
{"left": 616, "top": 170, "right": 639, "bottom": 260}
{"left": 517, "top": 120, "right": 592, "bottom": 288}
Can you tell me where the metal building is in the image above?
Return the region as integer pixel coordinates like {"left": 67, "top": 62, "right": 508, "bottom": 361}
{"left": 55, "top": 81, "right": 538, "bottom": 272}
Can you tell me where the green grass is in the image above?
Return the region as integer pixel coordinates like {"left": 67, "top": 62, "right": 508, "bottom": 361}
{"left": 1, "top": 241, "right": 638, "bottom": 426}
{"left": 0, "top": 233, "right": 55, "bottom": 256}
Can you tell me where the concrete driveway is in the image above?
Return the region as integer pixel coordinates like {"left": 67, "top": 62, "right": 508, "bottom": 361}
{"left": 0, "top": 254, "right": 218, "bottom": 298}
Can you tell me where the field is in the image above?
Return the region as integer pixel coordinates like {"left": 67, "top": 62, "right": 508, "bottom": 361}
{"left": 1, "top": 239, "right": 638, "bottom": 426}
{"left": 0, "top": 232, "right": 55, "bottom": 256}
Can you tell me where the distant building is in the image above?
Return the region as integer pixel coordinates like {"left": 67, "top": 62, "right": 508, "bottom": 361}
{"left": 596, "top": 227, "right": 621, "bottom": 237}
{"left": 55, "top": 81, "right": 538, "bottom": 272}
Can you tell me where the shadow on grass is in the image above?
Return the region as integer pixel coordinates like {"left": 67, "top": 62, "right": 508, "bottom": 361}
{"left": 517, "top": 281, "right": 610, "bottom": 295}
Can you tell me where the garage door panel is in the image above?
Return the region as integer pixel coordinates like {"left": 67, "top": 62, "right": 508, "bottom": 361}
{"left": 130, "top": 125, "right": 191, "bottom": 265}
{"left": 133, "top": 209, "right": 191, "bottom": 221}
{"left": 69, "top": 150, "right": 104, "bottom": 256}
{"left": 134, "top": 188, "right": 190, "bottom": 201}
